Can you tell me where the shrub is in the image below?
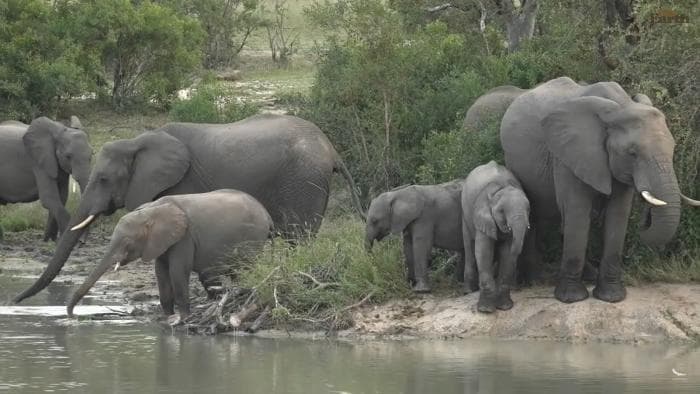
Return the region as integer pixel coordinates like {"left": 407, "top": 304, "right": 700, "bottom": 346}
{"left": 169, "top": 84, "right": 259, "bottom": 123}
{"left": 237, "top": 217, "right": 409, "bottom": 329}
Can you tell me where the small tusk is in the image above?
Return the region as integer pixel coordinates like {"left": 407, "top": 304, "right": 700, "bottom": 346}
{"left": 71, "top": 214, "right": 95, "bottom": 231}
{"left": 672, "top": 368, "right": 687, "bottom": 377}
{"left": 681, "top": 193, "right": 700, "bottom": 207}
{"left": 641, "top": 191, "right": 667, "bottom": 206}
{"left": 114, "top": 262, "right": 121, "bottom": 271}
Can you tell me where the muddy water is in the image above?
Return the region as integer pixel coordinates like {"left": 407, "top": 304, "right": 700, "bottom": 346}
{"left": 1, "top": 276, "right": 700, "bottom": 393}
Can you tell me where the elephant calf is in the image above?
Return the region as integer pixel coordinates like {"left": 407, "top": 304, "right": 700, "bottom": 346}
{"left": 67, "top": 189, "right": 273, "bottom": 325}
{"left": 365, "top": 180, "right": 465, "bottom": 293}
{"left": 462, "top": 161, "right": 530, "bottom": 313}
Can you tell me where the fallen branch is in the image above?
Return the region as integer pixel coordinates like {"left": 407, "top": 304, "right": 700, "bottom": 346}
{"left": 296, "top": 271, "right": 340, "bottom": 290}
{"left": 341, "top": 291, "right": 375, "bottom": 313}
{"left": 246, "top": 305, "right": 271, "bottom": 333}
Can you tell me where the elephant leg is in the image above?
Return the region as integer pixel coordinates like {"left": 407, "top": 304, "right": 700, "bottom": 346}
{"left": 474, "top": 232, "right": 497, "bottom": 313}
{"left": 410, "top": 225, "right": 434, "bottom": 293}
{"left": 452, "top": 252, "right": 465, "bottom": 284}
{"left": 495, "top": 241, "right": 516, "bottom": 311}
{"left": 517, "top": 215, "right": 546, "bottom": 286}
{"left": 43, "top": 213, "right": 58, "bottom": 242}
{"left": 155, "top": 257, "right": 174, "bottom": 316}
{"left": 166, "top": 241, "right": 195, "bottom": 323}
{"left": 402, "top": 231, "right": 416, "bottom": 285}
{"left": 198, "top": 269, "right": 223, "bottom": 300}
{"left": 553, "top": 166, "right": 594, "bottom": 303}
{"left": 593, "top": 182, "right": 634, "bottom": 303}
{"left": 35, "top": 172, "right": 70, "bottom": 241}
{"left": 462, "top": 220, "right": 478, "bottom": 294}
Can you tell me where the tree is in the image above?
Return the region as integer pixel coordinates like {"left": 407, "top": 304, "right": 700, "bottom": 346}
{"left": 264, "top": 0, "right": 300, "bottom": 66}
{"left": 67, "top": 0, "right": 204, "bottom": 108}
{"left": 0, "top": 0, "right": 85, "bottom": 120}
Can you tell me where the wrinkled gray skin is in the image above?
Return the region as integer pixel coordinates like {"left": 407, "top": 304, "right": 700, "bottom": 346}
{"left": 15, "top": 114, "right": 363, "bottom": 303}
{"left": 461, "top": 161, "right": 530, "bottom": 313}
{"left": 67, "top": 190, "right": 273, "bottom": 325}
{"left": 0, "top": 117, "right": 92, "bottom": 241}
{"left": 365, "top": 180, "right": 464, "bottom": 293}
{"left": 463, "top": 86, "right": 528, "bottom": 132}
{"left": 501, "top": 77, "right": 700, "bottom": 304}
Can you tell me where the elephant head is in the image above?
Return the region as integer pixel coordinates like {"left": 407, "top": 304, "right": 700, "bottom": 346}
{"left": 365, "top": 186, "right": 421, "bottom": 251}
{"left": 23, "top": 116, "right": 92, "bottom": 194}
{"left": 67, "top": 200, "right": 188, "bottom": 316}
{"left": 542, "top": 94, "right": 699, "bottom": 247}
{"left": 475, "top": 183, "right": 530, "bottom": 256}
{"left": 14, "top": 131, "right": 191, "bottom": 303}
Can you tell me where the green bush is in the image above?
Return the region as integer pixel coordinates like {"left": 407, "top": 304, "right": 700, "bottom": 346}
{"left": 237, "top": 217, "right": 409, "bottom": 329}
{"left": 169, "top": 84, "right": 260, "bottom": 123}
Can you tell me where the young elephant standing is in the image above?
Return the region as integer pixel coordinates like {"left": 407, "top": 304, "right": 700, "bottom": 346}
{"left": 365, "top": 180, "right": 464, "bottom": 293}
{"left": 462, "top": 161, "right": 530, "bottom": 313}
{"left": 67, "top": 190, "right": 273, "bottom": 325}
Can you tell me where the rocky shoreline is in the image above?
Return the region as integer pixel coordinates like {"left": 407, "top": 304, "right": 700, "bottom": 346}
{"left": 2, "top": 230, "right": 699, "bottom": 344}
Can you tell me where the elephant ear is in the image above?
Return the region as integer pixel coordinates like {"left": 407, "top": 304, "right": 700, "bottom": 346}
{"left": 632, "top": 93, "right": 653, "bottom": 106}
{"left": 23, "top": 117, "right": 60, "bottom": 179}
{"left": 125, "top": 131, "right": 191, "bottom": 211}
{"left": 474, "top": 183, "right": 499, "bottom": 239}
{"left": 389, "top": 187, "right": 425, "bottom": 234}
{"left": 139, "top": 201, "right": 188, "bottom": 261}
{"left": 542, "top": 96, "right": 621, "bottom": 195}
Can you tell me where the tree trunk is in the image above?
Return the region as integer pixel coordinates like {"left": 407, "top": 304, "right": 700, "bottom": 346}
{"left": 502, "top": 0, "right": 539, "bottom": 52}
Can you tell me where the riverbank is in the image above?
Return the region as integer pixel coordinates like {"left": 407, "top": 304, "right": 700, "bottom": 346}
{"left": 2, "top": 229, "right": 699, "bottom": 345}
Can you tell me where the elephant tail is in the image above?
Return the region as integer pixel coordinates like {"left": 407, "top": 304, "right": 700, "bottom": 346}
{"left": 335, "top": 158, "right": 367, "bottom": 221}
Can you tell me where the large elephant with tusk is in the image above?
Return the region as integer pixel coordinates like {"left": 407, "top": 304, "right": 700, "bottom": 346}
{"left": 13, "top": 114, "right": 364, "bottom": 304}
{"left": 500, "top": 77, "right": 700, "bottom": 304}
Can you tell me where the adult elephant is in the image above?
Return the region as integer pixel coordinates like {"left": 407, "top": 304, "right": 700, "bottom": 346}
{"left": 0, "top": 117, "right": 92, "bottom": 241}
{"left": 500, "top": 77, "right": 700, "bottom": 304}
{"left": 462, "top": 85, "right": 527, "bottom": 132}
{"left": 13, "top": 114, "right": 364, "bottom": 303}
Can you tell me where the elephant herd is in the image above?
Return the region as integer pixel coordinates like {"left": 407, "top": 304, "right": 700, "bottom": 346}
{"left": 2, "top": 76, "right": 699, "bottom": 322}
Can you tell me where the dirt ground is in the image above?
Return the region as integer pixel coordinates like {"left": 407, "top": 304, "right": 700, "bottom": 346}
{"left": 3, "top": 229, "right": 700, "bottom": 344}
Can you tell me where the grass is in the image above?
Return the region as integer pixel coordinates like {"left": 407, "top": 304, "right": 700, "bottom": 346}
{"left": 236, "top": 216, "right": 410, "bottom": 330}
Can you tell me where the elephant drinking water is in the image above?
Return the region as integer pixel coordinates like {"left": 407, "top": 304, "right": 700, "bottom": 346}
{"left": 14, "top": 114, "right": 364, "bottom": 303}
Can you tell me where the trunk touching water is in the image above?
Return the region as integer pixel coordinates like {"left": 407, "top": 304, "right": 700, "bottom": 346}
{"left": 638, "top": 173, "right": 681, "bottom": 248}
{"left": 67, "top": 253, "right": 118, "bottom": 317}
{"left": 12, "top": 204, "right": 95, "bottom": 304}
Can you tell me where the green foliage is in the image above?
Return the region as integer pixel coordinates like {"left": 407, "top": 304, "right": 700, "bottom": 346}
{"left": 0, "top": 202, "right": 47, "bottom": 233}
{"left": 64, "top": 0, "right": 204, "bottom": 109}
{"left": 169, "top": 84, "right": 259, "bottom": 123}
{"left": 0, "top": 0, "right": 85, "bottom": 120}
{"left": 237, "top": 217, "right": 409, "bottom": 329}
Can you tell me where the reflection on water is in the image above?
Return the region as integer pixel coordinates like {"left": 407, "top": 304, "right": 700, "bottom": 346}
{"left": 0, "top": 277, "right": 699, "bottom": 393}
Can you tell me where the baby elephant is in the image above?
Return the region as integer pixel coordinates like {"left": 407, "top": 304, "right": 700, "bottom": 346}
{"left": 462, "top": 161, "right": 530, "bottom": 313}
{"left": 365, "top": 180, "right": 464, "bottom": 293}
{"left": 67, "top": 189, "right": 273, "bottom": 325}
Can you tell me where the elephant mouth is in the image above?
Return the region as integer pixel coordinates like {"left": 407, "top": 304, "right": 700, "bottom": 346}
{"left": 640, "top": 205, "right": 652, "bottom": 230}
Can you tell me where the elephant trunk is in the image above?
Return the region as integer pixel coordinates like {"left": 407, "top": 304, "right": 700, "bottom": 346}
{"left": 508, "top": 218, "right": 529, "bottom": 256}
{"left": 13, "top": 203, "right": 95, "bottom": 303}
{"left": 364, "top": 229, "right": 375, "bottom": 253}
{"left": 637, "top": 168, "right": 681, "bottom": 248}
{"left": 67, "top": 251, "right": 119, "bottom": 317}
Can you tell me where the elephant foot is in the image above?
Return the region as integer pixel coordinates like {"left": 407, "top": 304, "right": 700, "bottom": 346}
{"left": 582, "top": 261, "right": 598, "bottom": 283}
{"left": 412, "top": 278, "right": 431, "bottom": 293}
{"left": 495, "top": 290, "right": 514, "bottom": 311}
{"left": 167, "top": 314, "right": 183, "bottom": 326}
{"left": 462, "top": 280, "right": 479, "bottom": 295}
{"left": 554, "top": 279, "right": 589, "bottom": 303}
{"left": 477, "top": 291, "right": 498, "bottom": 313}
{"left": 593, "top": 281, "right": 626, "bottom": 303}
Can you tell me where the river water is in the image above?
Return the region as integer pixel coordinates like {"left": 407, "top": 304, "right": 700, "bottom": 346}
{"left": 1, "top": 275, "right": 699, "bottom": 393}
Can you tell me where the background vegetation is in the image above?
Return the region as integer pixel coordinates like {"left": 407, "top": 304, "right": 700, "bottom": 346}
{"left": 1, "top": 0, "right": 698, "bottom": 327}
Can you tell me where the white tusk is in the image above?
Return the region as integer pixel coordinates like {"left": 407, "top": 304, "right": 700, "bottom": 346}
{"left": 114, "top": 262, "right": 121, "bottom": 271}
{"left": 70, "top": 214, "right": 95, "bottom": 231}
{"left": 672, "top": 368, "right": 686, "bottom": 376}
{"left": 681, "top": 193, "right": 700, "bottom": 207}
{"left": 641, "top": 191, "right": 667, "bottom": 206}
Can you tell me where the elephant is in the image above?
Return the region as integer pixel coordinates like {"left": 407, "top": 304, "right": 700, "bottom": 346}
{"left": 500, "top": 77, "right": 700, "bottom": 304}
{"left": 14, "top": 114, "right": 364, "bottom": 304}
{"left": 67, "top": 189, "right": 273, "bottom": 325}
{"left": 365, "top": 180, "right": 464, "bottom": 293}
{"left": 462, "top": 86, "right": 528, "bottom": 132}
{"left": 0, "top": 116, "right": 92, "bottom": 241}
{"left": 461, "top": 161, "right": 530, "bottom": 313}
